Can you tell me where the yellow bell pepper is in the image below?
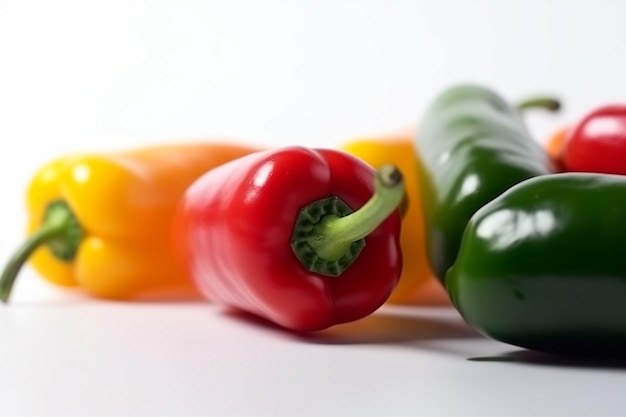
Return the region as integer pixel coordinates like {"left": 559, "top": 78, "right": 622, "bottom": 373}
{"left": 341, "top": 135, "right": 450, "bottom": 305}
{"left": 0, "top": 142, "right": 258, "bottom": 302}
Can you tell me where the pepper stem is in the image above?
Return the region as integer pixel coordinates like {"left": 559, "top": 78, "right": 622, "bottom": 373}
{"left": 0, "top": 201, "right": 83, "bottom": 303}
{"left": 310, "top": 165, "right": 403, "bottom": 259}
{"left": 291, "top": 165, "right": 404, "bottom": 277}
{"left": 517, "top": 96, "right": 561, "bottom": 113}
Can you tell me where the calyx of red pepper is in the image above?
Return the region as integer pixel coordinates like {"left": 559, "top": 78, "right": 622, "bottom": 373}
{"left": 291, "top": 164, "right": 404, "bottom": 277}
{"left": 0, "top": 200, "right": 83, "bottom": 303}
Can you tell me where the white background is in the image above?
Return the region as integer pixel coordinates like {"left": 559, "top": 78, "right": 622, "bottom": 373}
{"left": 2, "top": 1, "right": 626, "bottom": 416}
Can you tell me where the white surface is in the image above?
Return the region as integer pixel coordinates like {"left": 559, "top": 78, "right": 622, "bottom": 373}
{"left": 5, "top": 290, "right": 626, "bottom": 417}
{"left": 2, "top": 1, "right": 626, "bottom": 416}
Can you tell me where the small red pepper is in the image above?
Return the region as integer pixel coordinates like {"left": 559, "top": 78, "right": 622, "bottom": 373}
{"left": 172, "top": 146, "right": 404, "bottom": 332}
{"left": 561, "top": 104, "right": 626, "bottom": 174}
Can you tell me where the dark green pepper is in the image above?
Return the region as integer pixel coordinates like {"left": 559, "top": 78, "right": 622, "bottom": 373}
{"left": 447, "top": 173, "right": 626, "bottom": 356}
{"left": 415, "top": 84, "right": 557, "bottom": 283}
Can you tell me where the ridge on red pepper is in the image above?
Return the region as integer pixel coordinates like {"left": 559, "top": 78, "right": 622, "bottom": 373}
{"left": 172, "top": 146, "right": 405, "bottom": 332}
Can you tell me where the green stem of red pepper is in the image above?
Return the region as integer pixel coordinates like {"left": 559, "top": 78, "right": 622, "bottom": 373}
{"left": 291, "top": 165, "right": 404, "bottom": 277}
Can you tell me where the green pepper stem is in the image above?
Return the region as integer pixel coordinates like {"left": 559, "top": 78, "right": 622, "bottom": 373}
{"left": 308, "top": 165, "right": 404, "bottom": 262}
{"left": 0, "top": 201, "right": 82, "bottom": 303}
{"left": 517, "top": 96, "right": 561, "bottom": 113}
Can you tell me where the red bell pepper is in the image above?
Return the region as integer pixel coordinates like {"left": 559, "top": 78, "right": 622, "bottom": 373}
{"left": 561, "top": 104, "right": 626, "bottom": 174}
{"left": 172, "top": 146, "right": 404, "bottom": 332}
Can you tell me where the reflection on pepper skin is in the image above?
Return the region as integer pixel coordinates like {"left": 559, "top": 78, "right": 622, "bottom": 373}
{"left": 446, "top": 172, "right": 626, "bottom": 356}
{"left": 475, "top": 208, "right": 557, "bottom": 251}
{"left": 415, "top": 84, "right": 556, "bottom": 284}
{"left": 562, "top": 105, "right": 626, "bottom": 175}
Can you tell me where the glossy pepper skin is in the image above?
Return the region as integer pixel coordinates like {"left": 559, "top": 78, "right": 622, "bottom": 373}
{"left": 415, "top": 84, "right": 556, "bottom": 284}
{"left": 173, "top": 146, "right": 404, "bottom": 332}
{"left": 447, "top": 173, "right": 626, "bottom": 356}
{"left": 560, "top": 104, "right": 626, "bottom": 175}
{"left": 340, "top": 136, "right": 450, "bottom": 305}
{"left": 0, "top": 142, "right": 257, "bottom": 301}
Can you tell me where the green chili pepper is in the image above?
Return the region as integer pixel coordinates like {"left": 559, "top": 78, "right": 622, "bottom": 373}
{"left": 415, "top": 84, "right": 557, "bottom": 284}
{"left": 447, "top": 172, "right": 626, "bottom": 356}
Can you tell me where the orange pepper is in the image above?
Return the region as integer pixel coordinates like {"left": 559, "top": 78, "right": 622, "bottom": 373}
{"left": 340, "top": 135, "right": 450, "bottom": 305}
{"left": 0, "top": 142, "right": 258, "bottom": 302}
{"left": 545, "top": 125, "right": 569, "bottom": 164}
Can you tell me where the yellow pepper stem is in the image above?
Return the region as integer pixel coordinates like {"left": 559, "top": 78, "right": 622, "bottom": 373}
{"left": 0, "top": 201, "right": 83, "bottom": 303}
